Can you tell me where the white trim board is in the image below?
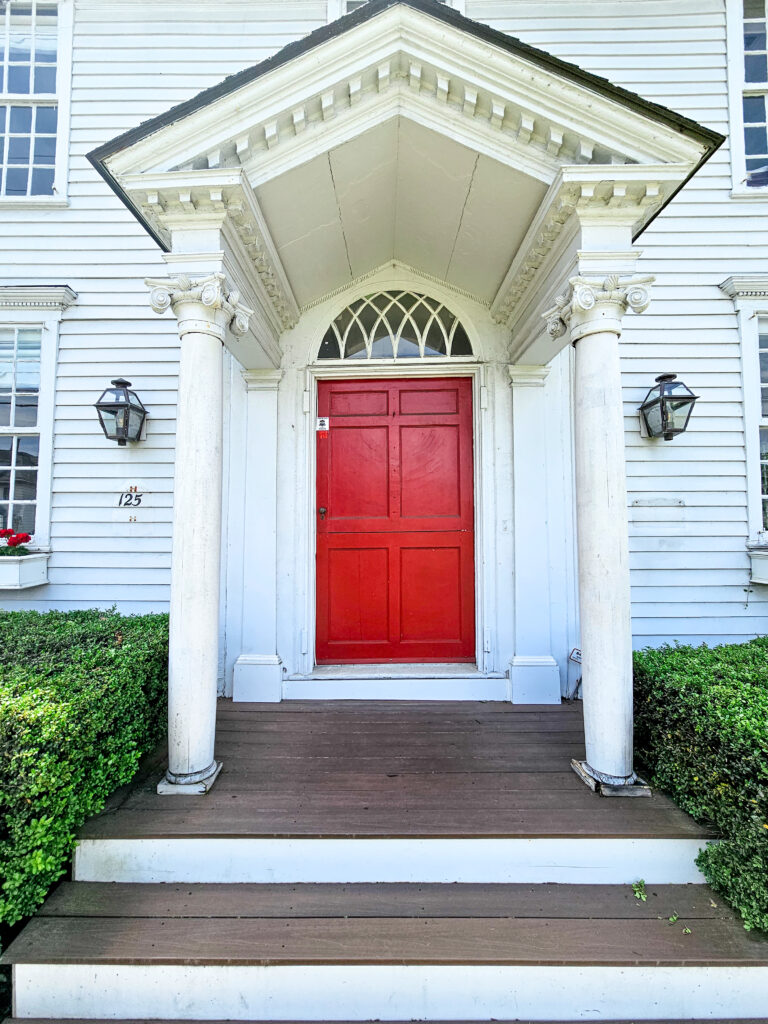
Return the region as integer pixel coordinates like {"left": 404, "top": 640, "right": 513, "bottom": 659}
{"left": 73, "top": 837, "right": 708, "bottom": 885}
{"left": 14, "top": 963, "right": 768, "bottom": 1021}
{"left": 282, "top": 676, "right": 508, "bottom": 700}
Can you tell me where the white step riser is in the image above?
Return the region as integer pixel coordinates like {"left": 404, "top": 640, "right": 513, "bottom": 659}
{"left": 73, "top": 837, "right": 708, "bottom": 884}
{"left": 280, "top": 679, "right": 509, "bottom": 700}
{"left": 14, "top": 963, "right": 768, "bottom": 1021}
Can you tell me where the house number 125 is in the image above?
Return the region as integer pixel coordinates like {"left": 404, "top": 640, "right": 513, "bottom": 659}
{"left": 117, "top": 492, "right": 143, "bottom": 507}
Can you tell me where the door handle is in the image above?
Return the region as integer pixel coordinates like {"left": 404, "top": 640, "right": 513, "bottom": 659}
{"left": 319, "top": 507, "right": 327, "bottom": 520}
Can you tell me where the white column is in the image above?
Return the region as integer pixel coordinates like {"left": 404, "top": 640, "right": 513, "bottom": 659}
{"left": 508, "top": 365, "right": 561, "bottom": 704}
{"left": 146, "top": 273, "right": 252, "bottom": 794}
{"left": 545, "top": 275, "right": 652, "bottom": 789}
{"left": 233, "top": 370, "right": 283, "bottom": 702}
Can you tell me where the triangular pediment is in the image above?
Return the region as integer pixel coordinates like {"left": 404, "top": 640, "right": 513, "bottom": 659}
{"left": 89, "top": 0, "right": 722, "bottom": 338}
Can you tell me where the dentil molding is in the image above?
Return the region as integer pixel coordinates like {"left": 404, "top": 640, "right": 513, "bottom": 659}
{"left": 0, "top": 285, "right": 77, "bottom": 310}
{"left": 720, "top": 275, "right": 768, "bottom": 300}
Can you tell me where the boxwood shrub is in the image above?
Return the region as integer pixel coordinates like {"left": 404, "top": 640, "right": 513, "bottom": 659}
{"left": 0, "top": 609, "right": 168, "bottom": 929}
{"left": 634, "top": 637, "right": 768, "bottom": 932}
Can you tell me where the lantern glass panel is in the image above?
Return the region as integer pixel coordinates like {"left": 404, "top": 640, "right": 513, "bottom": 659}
{"left": 114, "top": 407, "right": 129, "bottom": 437}
{"left": 664, "top": 381, "right": 696, "bottom": 434}
{"left": 667, "top": 398, "right": 694, "bottom": 432}
{"left": 643, "top": 399, "right": 664, "bottom": 436}
{"left": 98, "top": 407, "right": 118, "bottom": 439}
{"left": 127, "top": 406, "right": 145, "bottom": 439}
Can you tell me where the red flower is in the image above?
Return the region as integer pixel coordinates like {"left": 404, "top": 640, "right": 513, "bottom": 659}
{"left": 6, "top": 536, "right": 22, "bottom": 547}
{"left": 15, "top": 533, "right": 31, "bottom": 544}
{"left": 0, "top": 528, "right": 13, "bottom": 538}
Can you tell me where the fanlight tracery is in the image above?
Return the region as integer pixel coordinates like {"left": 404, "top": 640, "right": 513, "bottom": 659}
{"left": 318, "top": 291, "right": 474, "bottom": 361}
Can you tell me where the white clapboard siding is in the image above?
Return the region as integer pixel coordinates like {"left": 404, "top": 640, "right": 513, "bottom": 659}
{"left": 1, "top": 0, "right": 766, "bottom": 652}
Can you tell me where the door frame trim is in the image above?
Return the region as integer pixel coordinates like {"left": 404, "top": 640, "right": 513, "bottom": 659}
{"left": 301, "top": 361, "right": 493, "bottom": 674}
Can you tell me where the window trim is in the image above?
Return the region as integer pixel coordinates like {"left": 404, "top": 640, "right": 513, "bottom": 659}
{"left": 0, "top": 284, "right": 75, "bottom": 548}
{"left": 327, "top": 0, "right": 464, "bottom": 22}
{"left": 720, "top": 276, "right": 768, "bottom": 545}
{"left": 0, "top": 0, "right": 73, "bottom": 205}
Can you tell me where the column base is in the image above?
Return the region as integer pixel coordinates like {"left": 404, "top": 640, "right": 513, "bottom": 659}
{"left": 508, "top": 656, "right": 561, "bottom": 704}
{"left": 571, "top": 758, "right": 651, "bottom": 798}
{"left": 157, "top": 761, "right": 222, "bottom": 796}
{"left": 233, "top": 654, "right": 283, "bottom": 702}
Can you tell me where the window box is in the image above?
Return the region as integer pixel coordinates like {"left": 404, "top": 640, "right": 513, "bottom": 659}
{"left": 0, "top": 550, "right": 48, "bottom": 589}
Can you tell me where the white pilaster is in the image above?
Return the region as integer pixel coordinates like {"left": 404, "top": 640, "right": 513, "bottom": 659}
{"left": 544, "top": 274, "right": 653, "bottom": 789}
{"left": 233, "top": 370, "right": 283, "bottom": 702}
{"left": 146, "top": 273, "right": 253, "bottom": 793}
{"left": 507, "top": 365, "right": 561, "bottom": 704}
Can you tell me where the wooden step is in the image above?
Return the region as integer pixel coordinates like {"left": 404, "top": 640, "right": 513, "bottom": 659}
{"left": 6, "top": 904, "right": 768, "bottom": 965}
{"left": 34, "top": 880, "right": 735, "bottom": 920}
{"left": 5, "top": 883, "right": 768, "bottom": 1019}
{"left": 7, "top": 880, "right": 768, "bottom": 966}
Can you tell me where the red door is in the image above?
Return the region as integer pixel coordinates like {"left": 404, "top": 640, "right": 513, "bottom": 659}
{"left": 316, "top": 378, "right": 475, "bottom": 663}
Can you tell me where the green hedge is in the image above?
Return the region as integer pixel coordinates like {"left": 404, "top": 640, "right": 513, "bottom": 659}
{"left": 0, "top": 609, "right": 168, "bottom": 928}
{"left": 634, "top": 638, "right": 768, "bottom": 932}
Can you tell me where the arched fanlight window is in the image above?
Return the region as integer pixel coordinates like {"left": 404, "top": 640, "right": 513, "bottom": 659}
{"left": 318, "top": 291, "right": 474, "bottom": 360}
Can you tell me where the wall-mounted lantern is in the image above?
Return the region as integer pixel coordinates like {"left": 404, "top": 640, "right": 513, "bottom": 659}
{"left": 639, "top": 373, "right": 698, "bottom": 441}
{"left": 94, "top": 378, "right": 148, "bottom": 446}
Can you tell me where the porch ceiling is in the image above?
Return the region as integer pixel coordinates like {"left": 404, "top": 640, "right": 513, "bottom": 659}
{"left": 88, "top": 0, "right": 723, "bottom": 354}
{"left": 255, "top": 117, "right": 546, "bottom": 308}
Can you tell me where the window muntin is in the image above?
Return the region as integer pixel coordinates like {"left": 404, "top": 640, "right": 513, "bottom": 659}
{"left": 319, "top": 291, "right": 473, "bottom": 361}
{"left": 0, "top": 1, "right": 58, "bottom": 197}
{"left": 0, "top": 324, "right": 41, "bottom": 533}
{"left": 744, "top": 0, "right": 768, "bottom": 186}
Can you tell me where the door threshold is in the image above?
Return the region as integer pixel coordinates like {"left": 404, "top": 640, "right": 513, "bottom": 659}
{"left": 296, "top": 663, "right": 499, "bottom": 680}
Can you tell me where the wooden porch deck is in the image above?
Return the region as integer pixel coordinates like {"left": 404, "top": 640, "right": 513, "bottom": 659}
{"left": 81, "top": 699, "right": 708, "bottom": 840}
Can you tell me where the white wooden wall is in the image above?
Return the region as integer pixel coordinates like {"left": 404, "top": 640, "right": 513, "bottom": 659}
{"left": 2, "top": 0, "right": 766, "bottom": 653}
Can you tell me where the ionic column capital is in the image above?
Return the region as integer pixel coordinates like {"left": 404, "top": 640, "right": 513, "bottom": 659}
{"left": 543, "top": 273, "right": 654, "bottom": 344}
{"left": 145, "top": 272, "right": 254, "bottom": 342}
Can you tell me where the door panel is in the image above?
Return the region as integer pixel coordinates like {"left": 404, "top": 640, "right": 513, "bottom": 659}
{"left": 329, "top": 426, "right": 390, "bottom": 519}
{"left": 400, "top": 424, "right": 461, "bottom": 518}
{"left": 316, "top": 378, "right": 475, "bottom": 663}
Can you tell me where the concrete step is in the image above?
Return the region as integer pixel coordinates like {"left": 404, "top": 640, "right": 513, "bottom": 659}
{"left": 3, "top": 882, "right": 768, "bottom": 1020}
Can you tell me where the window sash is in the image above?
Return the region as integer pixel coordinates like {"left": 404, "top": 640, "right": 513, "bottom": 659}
{"left": 0, "top": 323, "right": 43, "bottom": 537}
{"left": 0, "top": 0, "right": 70, "bottom": 202}
{"left": 0, "top": 311, "right": 57, "bottom": 548}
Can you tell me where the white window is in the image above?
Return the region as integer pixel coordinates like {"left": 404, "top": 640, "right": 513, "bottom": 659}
{"left": 0, "top": 325, "right": 43, "bottom": 534}
{"left": 328, "top": 0, "right": 463, "bottom": 21}
{"left": 0, "top": 0, "right": 72, "bottom": 202}
{"left": 0, "top": 285, "right": 74, "bottom": 548}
